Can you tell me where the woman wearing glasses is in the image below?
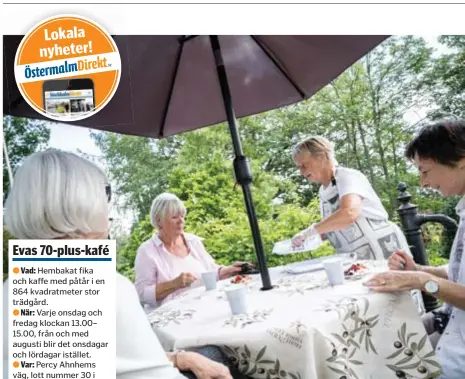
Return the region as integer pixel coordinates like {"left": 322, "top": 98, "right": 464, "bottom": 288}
{"left": 365, "top": 119, "right": 465, "bottom": 379}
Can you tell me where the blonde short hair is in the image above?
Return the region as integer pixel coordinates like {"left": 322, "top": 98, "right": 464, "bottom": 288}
{"left": 150, "top": 192, "right": 186, "bottom": 228}
{"left": 4, "top": 149, "right": 109, "bottom": 239}
{"left": 292, "top": 136, "right": 337, "bottom": 164}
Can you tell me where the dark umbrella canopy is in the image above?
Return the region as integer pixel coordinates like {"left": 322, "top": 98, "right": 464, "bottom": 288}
{"left": 3, "top": 34, "right": 388, "bottom": 289}
{"left": 4, "top": 35, "right": 388, "bottom": 137}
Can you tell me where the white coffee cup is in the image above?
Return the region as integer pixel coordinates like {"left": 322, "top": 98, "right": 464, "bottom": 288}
{"left": 225, "top": 284, "right": 248, "bottom": 315}
{"left": 201, "top": 271, "right": 217, "bottom": 291}
{"left": 323, "top": 258, "right": 345, "bottom": 286}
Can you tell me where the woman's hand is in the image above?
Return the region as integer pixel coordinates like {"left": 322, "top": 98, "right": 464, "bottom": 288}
{"left": 388, "top": 250, "right": 417, "bottom": 271}
{"left": 220, "top": 262, "right": 252, "bottom": 278}
{"left": 177, "top": 351, "right": 232, "bottom": 379}
{"left": 363, "top": 271, "right": 428, "bottom": 292}
{"left": 291, "top": 232, "right": 306, "bottom": 248}
{"left": 174, "top": 272, "right": 198, "bottom": 289}
{"left": 291, "top": 225, "right": 317, "bottom": 248}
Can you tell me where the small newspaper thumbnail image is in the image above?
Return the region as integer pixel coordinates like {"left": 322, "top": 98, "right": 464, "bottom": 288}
{"left": 45, "top": 99, "right": 70, "bottom": 116}
{"left": 70, "top": 98, "right": 94, "bottom": 114}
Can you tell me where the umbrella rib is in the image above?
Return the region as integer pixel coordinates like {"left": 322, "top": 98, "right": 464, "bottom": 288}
{"left": 159, "top": 39, "right": 185, "bottom": 138}
{"left": 250, "top": 36, "right": 307, "bottom": 100}
{"left": 178, "top": 35, "right": 198, "bottom": 43}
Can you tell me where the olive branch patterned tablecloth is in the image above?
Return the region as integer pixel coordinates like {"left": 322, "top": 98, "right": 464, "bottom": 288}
{"left": 148, "top": 265, "right": 441, "bottom": 379}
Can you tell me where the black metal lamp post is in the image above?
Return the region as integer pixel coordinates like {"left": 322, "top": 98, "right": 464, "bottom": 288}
{"left": 396, "top": 183, "right": 457, "bottom": 312}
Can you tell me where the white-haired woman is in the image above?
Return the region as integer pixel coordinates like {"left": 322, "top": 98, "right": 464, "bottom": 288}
{"left": 135, "top": 193, "right": 252, "bottom": 311}
{"left": 3, "top": 149, "right": 232, "bottom": 379}
{"left": 291, "top": 136, "right": 410, "bottom": 261}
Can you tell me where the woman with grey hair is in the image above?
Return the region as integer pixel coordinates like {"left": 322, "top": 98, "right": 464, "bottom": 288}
{"left": 3, "top": 149, "right": 232, "bottom": 379}
{"left": 135, "top": 193, "right": 253, "bottom": 311}
{"left": 291, "top": 136, "right": 410, "bottom": 261}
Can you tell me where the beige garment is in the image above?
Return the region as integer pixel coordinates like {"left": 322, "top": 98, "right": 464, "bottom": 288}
{"left": 318, "top": 167, "right": 411, "bottom": 260}
{"left": 326, "top": 217, "right": 412, "bottom": 260}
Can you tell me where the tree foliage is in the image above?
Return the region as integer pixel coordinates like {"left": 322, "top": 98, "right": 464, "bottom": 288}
{"left": 3, "top": 116, "right": 50, "bottom": 203}
{"left": 426, "top": 35, "right": 465, "bottom": 119}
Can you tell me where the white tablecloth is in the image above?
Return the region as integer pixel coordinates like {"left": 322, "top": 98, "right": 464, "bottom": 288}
{"left": 148, "top": 264, "right": 441, "bottom": 379}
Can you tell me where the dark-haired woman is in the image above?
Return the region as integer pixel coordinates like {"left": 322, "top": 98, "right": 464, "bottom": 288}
{"left": 365, "top": 119, "right": 465, "bottom": 379}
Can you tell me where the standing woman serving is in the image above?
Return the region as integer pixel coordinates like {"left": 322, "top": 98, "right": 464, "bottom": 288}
{"left": 291, "top": 136, "right": 410, "bottom": 260}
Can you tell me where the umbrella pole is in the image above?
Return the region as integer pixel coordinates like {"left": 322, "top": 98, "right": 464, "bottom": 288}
{"left": 210, "top": 36, "right": 273, "bottom": 290}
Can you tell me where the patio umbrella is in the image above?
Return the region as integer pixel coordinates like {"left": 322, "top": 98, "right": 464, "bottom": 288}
{"left": 3, "top": 34, "right": 389, "bottom": 290}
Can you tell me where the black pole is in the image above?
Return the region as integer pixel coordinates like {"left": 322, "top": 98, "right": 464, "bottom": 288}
{"left": 210, "top": 35, "right": 273, "bottom": 290}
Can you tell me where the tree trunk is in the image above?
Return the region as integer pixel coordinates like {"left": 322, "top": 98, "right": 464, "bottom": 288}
{"left": 366, "top": 55, "right": 394, "bottom": 214}
{"left": 350, "top": 120, "right": 362, "bottom": 171}
{"left": 355, "top": 119, "right": 376, "bottom": 189}
{"left": 391, "top": 127, "right": 399, "bottom": 184}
